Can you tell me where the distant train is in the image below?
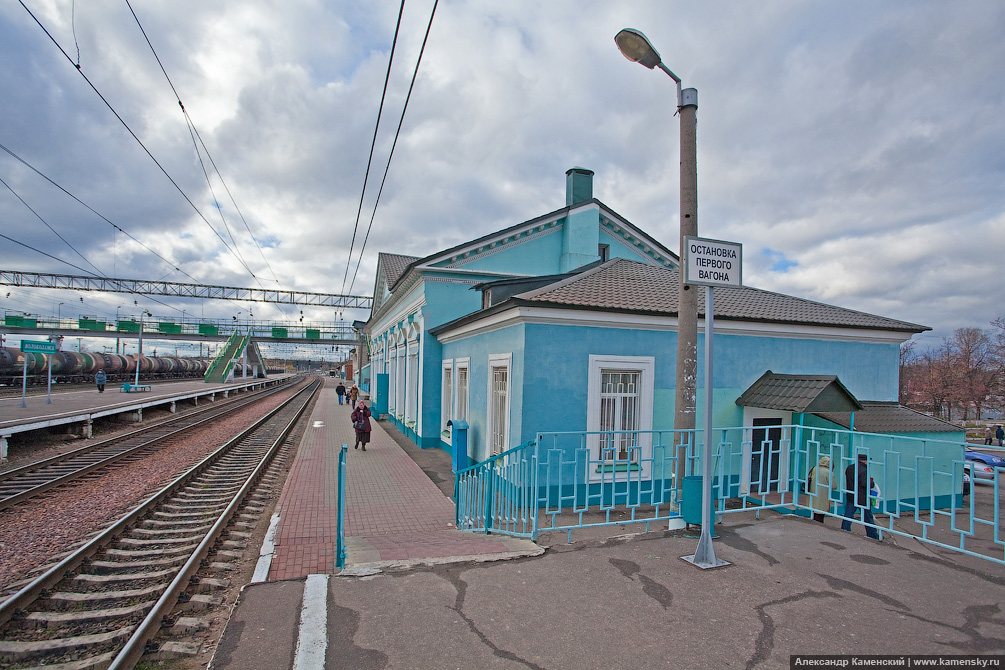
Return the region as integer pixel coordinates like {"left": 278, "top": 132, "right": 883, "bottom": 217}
{"left": 0, "top": 347, "right": 211, "bottom": 386}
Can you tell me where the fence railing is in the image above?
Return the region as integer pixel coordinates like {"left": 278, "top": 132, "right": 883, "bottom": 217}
{"left": 336, "top": 443, "right": 348, "bottom": 570}
{"left": 455, "top": 424, "right": 1004, "bottom": 565}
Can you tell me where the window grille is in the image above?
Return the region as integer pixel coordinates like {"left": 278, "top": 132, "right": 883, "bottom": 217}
{"left": 456, "top": 366, "right": 468, "bottom": 421}
{"left": 491, "top": 366, "right": 508, "bottom": 455}
{"left": 599, "top": 370, "right": 640, "bottom": 461}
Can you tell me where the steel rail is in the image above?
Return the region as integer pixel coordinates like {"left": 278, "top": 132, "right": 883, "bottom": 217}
{"left": 0, "top": 378, "right": 320, "bottom": 636}
{"left": 108, "top": 377, "right": 320, "bottom": 668}
{"left": 0, "top": 378, "right": 300, "bottom": 511}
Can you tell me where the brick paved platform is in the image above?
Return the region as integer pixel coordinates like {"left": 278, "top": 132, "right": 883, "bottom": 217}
{"left": 267, "top": 378, "right": 540, "bottom": 579}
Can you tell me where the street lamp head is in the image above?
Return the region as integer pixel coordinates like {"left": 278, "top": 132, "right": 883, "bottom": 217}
{"left": 615, "top": 29, "right": 662, "bottom": 70}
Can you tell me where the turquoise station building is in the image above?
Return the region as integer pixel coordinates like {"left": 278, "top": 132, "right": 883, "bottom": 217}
{"left": 363, "top": 168, "right": 961, "bottom": 482}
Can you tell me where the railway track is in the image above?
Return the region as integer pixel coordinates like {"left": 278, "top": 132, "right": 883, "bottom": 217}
{"left": 0, "top": 377, "right": 321, "bottom": 669}
{"left": 0, "top": 377, "right": 301, "bottom": 511}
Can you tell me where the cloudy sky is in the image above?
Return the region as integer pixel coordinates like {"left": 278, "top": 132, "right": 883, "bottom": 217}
{"left": 1, "top": 0, "right": 1003, "bottom": 357}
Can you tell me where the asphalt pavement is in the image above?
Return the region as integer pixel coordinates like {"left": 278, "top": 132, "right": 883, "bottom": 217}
{"left": 316, "top": 515, "right": 1005, "bottom": 669}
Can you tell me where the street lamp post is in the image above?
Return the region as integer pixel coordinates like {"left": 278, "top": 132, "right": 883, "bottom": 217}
{"left": 135, "top": 310, "right": 151, "bottom": 387}
{"left": 615, "top": 28, "right": 699, "bottom": 494}
{"left": 116, "top": 306, "right": 123, "bottom": 354}
{"left": 57, "top": 302, "right": 64, "bottom": 325}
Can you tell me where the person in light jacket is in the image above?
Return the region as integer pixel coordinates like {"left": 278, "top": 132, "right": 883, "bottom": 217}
{"left": 351, "top": 400, "right": 372, "bottom": 451}
{"left": 348, "top": 384, "right": 359, "bottom": 407}
{"left": 806, "top": 455, "right": 837, "bottom": 523}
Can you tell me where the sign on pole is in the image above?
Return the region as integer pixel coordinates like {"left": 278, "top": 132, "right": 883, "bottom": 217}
{"left": 683, "top": 236, "right": 742, "bottom": 287}
{"left": 19, "top": 340, "right": 57, "bottom": 406}
{"left": 20, "top": 340, "right": 57, "bottom": 354}
{"left": 681, "top": 236, "right": 741, "bottom": 570}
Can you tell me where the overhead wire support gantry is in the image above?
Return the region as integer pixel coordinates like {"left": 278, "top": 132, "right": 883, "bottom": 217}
{"left": 0, "top": 270, "right": 373, "bottom": 310}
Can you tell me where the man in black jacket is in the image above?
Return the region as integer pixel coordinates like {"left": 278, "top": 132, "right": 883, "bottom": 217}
{"left": 335, "top": 380, "right": 346, "bottom": 405}
{"left": 840, "top": 452, "right": 880, "bottom": 539}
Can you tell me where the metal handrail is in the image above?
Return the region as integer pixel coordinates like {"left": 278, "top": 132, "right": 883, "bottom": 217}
{"left": 336, "top": 444, "right": 348, "bottom": 569}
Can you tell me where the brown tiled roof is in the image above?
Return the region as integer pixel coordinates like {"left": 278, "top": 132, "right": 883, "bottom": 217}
{"left": 516, "top": 258, "right": 927, "bottom": 332}
{"left": 378, "top": 252, "right": 420, "bottom": 288}
{"left": 815, "top": 402, "right": 962, "bottom": 434}
{"left": 735, "top": 371, "right": 863, "bottom": 412}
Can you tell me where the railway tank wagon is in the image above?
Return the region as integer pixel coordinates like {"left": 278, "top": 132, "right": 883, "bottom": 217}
{"left": 0, "top": 347, "right": 212, "bottom": 386}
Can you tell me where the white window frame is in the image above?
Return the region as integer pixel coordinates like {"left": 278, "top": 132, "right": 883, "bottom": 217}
{"left": 387, "top": 347, "right": 397, "bottom": 414}
{"left": 586, "top": 355, "right": 655, "bottom": 482}
{"left": 405, "top": 342, "right": 419, "bottom": 428}
{"left": 486, "top": 353, "right": 512, "bottom": 458}
{"left": 454, "top": 357, "right": 470, "bottom": 423}
{"left": 441, "top": 360, "right": 454, "bottom": 439}
{"left": 394, "top": 347, "right": 405, "bottom": 420}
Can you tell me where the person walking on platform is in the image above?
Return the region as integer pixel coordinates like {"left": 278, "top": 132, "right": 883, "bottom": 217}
{"left": 997, "top": 425, "right": 1004, "bottom": 447}
{"left": 986, "top": 426, "right": 994, "bottom": 446}
{"left": 94, "top": 369, "right": 107, "bottom": 393}
{"left": 351, "top": 400, "right": 372, "bottom": 451}
{"left": 348, "top": 383, "right": 359, "bottom": 407}
{"left": 841, "top": 453, "right": 880, "bottom": 539}
{"left": 806, "top": 455, "right": 837, "bottom": 523}
{"left": 335, "top": 380, "right": 346, "bottom": 405}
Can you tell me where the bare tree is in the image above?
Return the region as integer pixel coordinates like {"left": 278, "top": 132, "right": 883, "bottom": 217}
{"left": 914, "top": 342, "right": 955, "bottom": 420}
{"left": 899, "top": 341, "right": 917, "bottom": 406}
{"left": 949, "top": 328, "right": 995, "bottom": 420}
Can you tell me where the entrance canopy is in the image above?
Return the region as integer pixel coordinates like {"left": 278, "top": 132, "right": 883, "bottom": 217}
{"left": 735, "top": 371, "right": 863, "bottom": 413}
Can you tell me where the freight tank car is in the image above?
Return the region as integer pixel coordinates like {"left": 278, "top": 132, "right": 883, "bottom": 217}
{"left": 0, "top": 347, "right": 210, "bottom": 386}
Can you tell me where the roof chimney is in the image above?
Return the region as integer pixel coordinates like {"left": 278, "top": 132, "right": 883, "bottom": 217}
{"left": 566, "top": 167, "right": 594, "bottom": 207}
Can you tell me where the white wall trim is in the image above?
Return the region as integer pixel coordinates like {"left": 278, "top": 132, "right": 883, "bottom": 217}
{"left": 739, "top": 408, "right": 794, "bottom": 497}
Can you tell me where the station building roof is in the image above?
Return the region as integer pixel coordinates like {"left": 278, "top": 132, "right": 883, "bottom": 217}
{"left": 431, "top": 258, "right": 929, "bottom": 336}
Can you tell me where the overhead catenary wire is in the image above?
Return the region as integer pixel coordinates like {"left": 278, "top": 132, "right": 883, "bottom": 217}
{"left": 0, "top": 229, "right": 183, "bottom": 317}
{"left": 0, "top": 232, "right": 95, "bottom": 276}
{"left": 347, "top": 0, "right": 439, "bottom": 297}
{"left": 124, "top": 0, "right": 291, "bottom": 316}
{"left": 3, "top": 143, "right": 209, "bottom": 288}
{"left": 0, "top": 143, "right": 256, "bottom": 318}
{"left": 18, "top": 0, "right": 259, "bottom": 281}
{"left": 0, "top": 175, "right": 103, "bottom": 277}
{"left": 340, "top": 0, "right": 408, "bottom": 299}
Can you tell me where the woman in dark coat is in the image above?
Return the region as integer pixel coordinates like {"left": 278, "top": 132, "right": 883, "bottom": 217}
{"left": 350, "top": 400, "right": 372, "bottom": 451}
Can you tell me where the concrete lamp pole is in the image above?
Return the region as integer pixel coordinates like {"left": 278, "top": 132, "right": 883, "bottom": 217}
{"left": 615, "top": 28, "right": 699, "bottom": 499}
{"left": 136, "top": 310, "right": 151, "bottom": 387}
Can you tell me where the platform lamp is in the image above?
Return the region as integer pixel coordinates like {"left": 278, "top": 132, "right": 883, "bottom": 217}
{"left": 615, "top": 28, "right": 699, "bottom": 494}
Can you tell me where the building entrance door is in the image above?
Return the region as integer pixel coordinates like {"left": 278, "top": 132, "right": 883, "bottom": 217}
{"left": 751, "top": 417, "right": 782, "bottom": 493}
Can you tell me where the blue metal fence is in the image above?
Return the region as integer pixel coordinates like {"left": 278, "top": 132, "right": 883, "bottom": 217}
{"left": 336, "top": 443, "right": 348, "bottom": 570}
{"left": 455, "top": 425, "right": 1004, "bottom": 565}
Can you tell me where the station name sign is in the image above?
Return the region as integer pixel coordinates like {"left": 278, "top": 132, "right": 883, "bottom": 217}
{"left": 683, "top": 236, "right": 742, "bottom": 287}
{"left": 20, "top": 340, "right": 57, "bottom": 354}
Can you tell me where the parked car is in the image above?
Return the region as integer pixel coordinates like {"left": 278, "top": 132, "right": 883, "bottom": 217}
{"left": 965, "top": 447, "right": 1004, "bottom": 483}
